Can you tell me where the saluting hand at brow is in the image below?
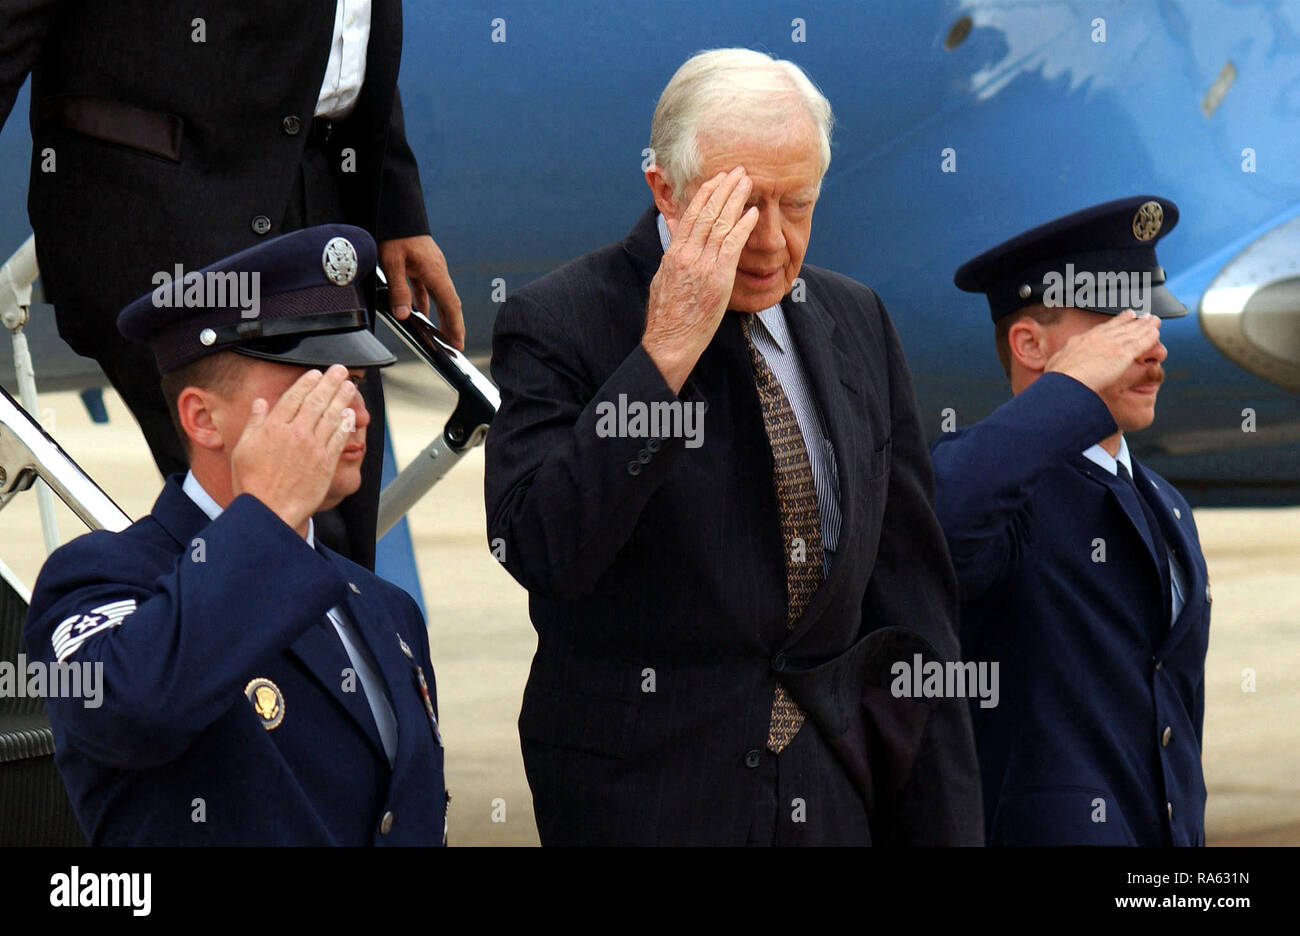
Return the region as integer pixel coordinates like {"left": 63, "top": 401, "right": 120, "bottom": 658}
{"left": 1046, "top": 309, "right": 1163, "bottom": 396}
{"left": 642, "top": 166, "right": 760, "bottom": 394}
{"left": 230, "top": 364, "right": 357, "bottom": 535}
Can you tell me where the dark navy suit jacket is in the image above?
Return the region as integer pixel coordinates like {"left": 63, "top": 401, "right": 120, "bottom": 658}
{"left": 24, "top": 476, "right": 446, "bottom": 845}
{"left": 931, "top": 373, "right": 1211, "bottom": 845}
{"left": 485, "top": 205, "right": 984, "bottom": 845}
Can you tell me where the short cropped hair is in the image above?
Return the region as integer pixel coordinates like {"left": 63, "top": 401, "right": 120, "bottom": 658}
{"left": 649, "top": 48, "right": 833, "bottom": 195}
{"left": 995, "top": 304, "right": 1065, "bottom": 378}
{"left": 159, "top": 351, "right": 247, "bottom": 457}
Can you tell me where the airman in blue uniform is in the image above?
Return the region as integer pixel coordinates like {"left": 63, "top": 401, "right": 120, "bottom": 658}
{"left": 933, "top": 196, "right": 1211, "bottom": 845}
{"left": 24, "top": 225, "right": 448, "bottom": 845}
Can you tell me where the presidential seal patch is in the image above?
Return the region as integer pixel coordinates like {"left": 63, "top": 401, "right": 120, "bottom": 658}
{"left": 322, "top": 237, "right": 358, "bottom": 286}
{"left": 1132, "top": 201, "right": 1163, "bottom": 242}
{"left": 244, "top": 677, "right": 285, "bottom": 730}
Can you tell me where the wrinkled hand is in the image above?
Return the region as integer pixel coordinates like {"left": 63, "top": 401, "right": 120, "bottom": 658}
{"left": 230, "top": 364, "right": 357, "bottom": 535}
{"left": 1046, "top": 309, "right": 1162, "bottom": 396}
{"left": 642, "top": 167, "right": 760, "bottom": 393}
{"left": 378, "top": 234, "right": 465, "bottom": 349}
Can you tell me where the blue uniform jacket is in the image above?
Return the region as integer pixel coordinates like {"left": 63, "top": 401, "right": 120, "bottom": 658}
{"left": 931, "top": 373, "right": 1210, "bottom": 845}
{"left": 24, "top": 476, "right": 446, "bottom": 845}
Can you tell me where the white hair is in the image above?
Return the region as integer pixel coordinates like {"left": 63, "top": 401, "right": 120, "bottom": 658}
{"left": 648, "top": 48, "right": 833, "bottom": 196}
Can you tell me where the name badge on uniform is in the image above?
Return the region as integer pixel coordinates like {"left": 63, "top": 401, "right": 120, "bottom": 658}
{"left": 397, "top": 633, "right": 442, "bottom": 747}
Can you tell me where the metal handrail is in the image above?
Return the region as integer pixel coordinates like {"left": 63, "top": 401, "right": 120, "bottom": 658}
{"left": 2, "top": 236, "right": 128, "bottom": 546}
{"left": 373, "top": 272, "right": 499, "bottom": 537}
{"left": 0, "top": 384, "right": 131, "bottom": 533}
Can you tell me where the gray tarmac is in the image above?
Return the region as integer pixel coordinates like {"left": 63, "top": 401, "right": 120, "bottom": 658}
{"left": 2, "top": 362, "right": 1295, "bottom": 845}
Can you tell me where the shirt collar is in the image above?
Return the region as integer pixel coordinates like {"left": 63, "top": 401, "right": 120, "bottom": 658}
{"left": 1081, "top": 435, "right": 1132, "bottom": 477}
{"left": 182, "top": 470, "right": 316, "bottom": 548}
{"left": 655, "top": 212, "right": 788, "bottom": 352}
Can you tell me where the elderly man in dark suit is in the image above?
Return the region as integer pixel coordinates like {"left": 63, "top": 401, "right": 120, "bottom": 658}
{"left": 0, "top": 0, "right": 463, "bottom": 569}
{"left": 485, "top": 48, "right": 982, "bottom": 845}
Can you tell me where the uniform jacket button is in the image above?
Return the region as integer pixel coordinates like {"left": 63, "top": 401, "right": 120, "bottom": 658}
{"left": 637, "top": 449, "right": 651, "bottom": 464}
{"left": 627, "top": 460, "right": 641, "bottom": 477}
{"left": 646, "top": 438, "right": 662, "bottom": 454}
{"left": 282, "top": 115, "right": 302, "bottom": 135}
{"left": 380, "top": 810, "right": 394, "bottom": 835}
{"left": 744, "top": 749, "right": 762, "bottom": 768}
{"left": 1167, "top": 801, "right": 1174, "bottom": 820}
{"left": 251, "top": 215, "right": 272, "bottom": 236}
{"left": 1161, "top": 726, "right": 1172, "bottom": 747}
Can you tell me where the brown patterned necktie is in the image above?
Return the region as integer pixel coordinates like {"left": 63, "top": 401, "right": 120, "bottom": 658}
{"left": 741, "top": 315, "right": 824, "bottom": 753}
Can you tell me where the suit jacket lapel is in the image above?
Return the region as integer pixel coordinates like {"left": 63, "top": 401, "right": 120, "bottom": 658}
{"left": 324, "top": 549, "right": 433, "bottom": 777}
{"left": 286, "top": 618, "right": 389, "bottom": 762}
{"left": 780, "top": 289, "right": 867, "bottom": 643}
{"left": 1071, "top": 453, "right": 1194, "bottom": 653}
{"left": 1131, "top": 462, "right": 1207, "bottom": 654}
{"left": 1071, "top": 454, "right": 1164, "bottom": 576}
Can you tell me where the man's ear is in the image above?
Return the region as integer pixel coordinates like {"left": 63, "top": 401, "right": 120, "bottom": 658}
{"left": 645, "top": 166, "right": 682, "bottom": 230}
{"left": 176, "top": 387, "right": 226, "bottom": 453}
{"left": 1007, "top": 318, "right": 1050, "bottom": 372}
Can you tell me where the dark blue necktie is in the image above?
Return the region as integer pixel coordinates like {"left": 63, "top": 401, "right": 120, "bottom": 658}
{"left": 1118, "top": 461, "right": 1172, "bottom": 639}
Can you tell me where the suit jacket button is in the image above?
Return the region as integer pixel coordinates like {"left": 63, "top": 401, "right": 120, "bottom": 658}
{"left": 282, "top": 115, "right": 302, "bottom": 135}
{"left": 1154, "top": 659, "right": 1163, "bottom": 671}
{"left": 380, "top": 810, "right": 394, "bottom": 835}
{"left": 1161, "top": 725, "right": 1172, "bottom": 747}
{"left": 251, "top": 215, "right": 272, "bottom": 236}
{"left": 1167, "top": 801, "right": 1174, "bottom": 821}
{"left": 627, "top": 460, "right": 642, "bottom": 476}
{"left": 772, "top": 652, "right": 786, "bottom": 672}
{"left": 744, "top": 749, "right": 762, "bottom": 769}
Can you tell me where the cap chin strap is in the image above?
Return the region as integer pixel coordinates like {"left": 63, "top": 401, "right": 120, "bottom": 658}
{"left": 205, "top": 308, "right": 369, "bottom": 347}
{"left": 1011, "top": 265, "right": 1168, "bottom": 311}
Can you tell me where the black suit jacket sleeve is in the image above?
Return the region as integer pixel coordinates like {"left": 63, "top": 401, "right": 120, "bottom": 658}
{"left": 0, "top": 0, "right": 63, "bottom": 128}
{"left": 862, "top": 302, "right": 985, "bottom": 845}
{"left": 485, "top": 291, "right": 692, "bottom": 601}
{"left": 374, "top": 87, "right": 431, "bottom": 241}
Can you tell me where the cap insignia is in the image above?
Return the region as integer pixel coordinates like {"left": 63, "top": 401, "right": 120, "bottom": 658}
{"left": 1132, "top": 201, "right": 1163, "bottom": 242}
{"left": 322, "top": 237, "right": 359, "bottom": 286}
